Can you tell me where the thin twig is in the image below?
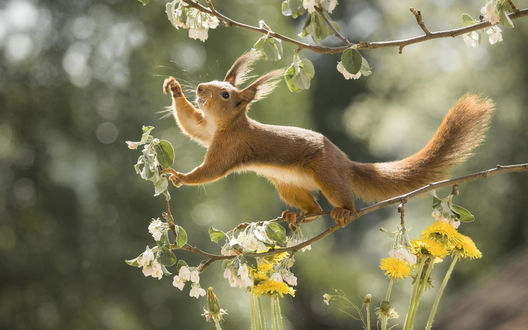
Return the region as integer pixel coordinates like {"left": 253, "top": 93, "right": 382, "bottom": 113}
{"left": 508, "top": 0, "right": 520, "bottom": 13}
{"left": 315, "top": 6, "right": 351, "bottom": 46}
{"left": 410, "top": 8, "right": 431, "bottom": 35}
{"left": 171, "top": 163, "right": 528, "bottom": 272}
{"left": 180, "top": 0, "right": 528, "bottom": 54}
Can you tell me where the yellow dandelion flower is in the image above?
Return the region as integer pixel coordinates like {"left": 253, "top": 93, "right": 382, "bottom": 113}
{"left": 411, "top": 238, "right": 449, "bottom": 259}
{"left": 252, "top": 279, "right": 295, "bottom": 297}
{"left": 454, "top": 234, "right": 482, "bottom": 259}
{"left": 379, "top": 257, "right": 411, "bottom": 280}
{"left": 421, "top": 220, "right": 462, "bottom": 247}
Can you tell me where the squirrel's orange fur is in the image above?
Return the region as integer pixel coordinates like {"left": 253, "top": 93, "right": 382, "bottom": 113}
{"left": 162, "top": 52, "right": 494, "bottom": 226}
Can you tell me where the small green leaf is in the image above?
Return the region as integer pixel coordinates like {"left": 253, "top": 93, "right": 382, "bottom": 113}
{"left": 265, "top": 222, "right": 286, "bottom": 245}
{"left": 341, "top": 49, "right": 362, "bottom": 75}
{"left": 140, "top": 125, "right": 155, "bottom": 144}
{"left": 209, "top": 226, "right": 226, "bottom": 243}
{"left": 282, "top": 0, "right": 305, "bottom": 18}
{"left": 461, "top": 13, "right": 477, "bottom": 27}
{"left": 176, "top": 226, "right": 188, "bottom": 248}
{"left": 450, "top": 204, "right": 475, "bottom": 223}
{"left": 153, "top": 176, "right": 168, "bottom": 196}
{"left": 284, "top": 55, "right": 315, "bottom": 92}
{"left": 158, "top": 247, "right": 177, "bottom": 266}
{"left": 499, "top": 9, "right": 514, "bottom": 28}
{"left": 360, "top": 57, "right": 372, "bottom": 77}
{"left": 125, "top": 257, "right": 140, "bottom": 267}
{"left": 432, "top": 193, "right": 442, "bottom": 208}
{"left": 137, "top": 0, "right": 150, "bottom": 6}
{"left": 154, "top": 140, "right": 175, "bottom": 169}
{"left": 176, "top": 259, "right": 188, "bottom": 271}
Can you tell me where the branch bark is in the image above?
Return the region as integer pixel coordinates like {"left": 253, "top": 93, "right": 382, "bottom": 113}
{"left": 169, "top": 163, "right": 528, "bottom": 272}
{"left": 181, "top": 0, "right": 528, "bottom": 54}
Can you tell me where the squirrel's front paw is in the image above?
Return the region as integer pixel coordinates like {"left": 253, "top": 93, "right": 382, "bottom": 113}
{"left": 162, "top": 168, "right": 184, "bottom": 187}
{"left": 330, "top": 207, "right": 354, "bottom": 227}
{"left": 163, "top": 76, "right": 182, "bottom": 97}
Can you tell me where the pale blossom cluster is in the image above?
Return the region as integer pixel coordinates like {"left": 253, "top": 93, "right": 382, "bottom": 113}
{"left": 286, "top": 229, "right": 311, "bottom": 252}
{"left": 336, "top": 61, "right": 361, "bottom": 80}
{"left": 432, "top": 209, "right": 460, "bottom": 229}
{"left": 148, "top": 218, "right": 168, "bottom": 241}
{"left": 462, "top": 31, "right": 480, "bottom": 48}
{"left": 138, "top": 246, "right": 163, "bottom": 280}
{"left": 303, "top": 0, "right": 338, "bottom": 14}
{"left": 166, "top": 0, "right": 219, "bottom": 42}
{"left": 223, "top": 263, "right": 253, "bottom": 288}
{"left": 389, "top": 247, "right": 417, "bottom": 266}
{"left": 172, "top": 265, "right": 206, "bottom": 298}
{"left": 480, "top": 1, "right": 500, "bottom": 25}
{"left": 487, "top": 26, "right": 503, "bottom": 45}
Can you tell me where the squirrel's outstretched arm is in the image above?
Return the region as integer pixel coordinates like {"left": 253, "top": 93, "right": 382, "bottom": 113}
{"left": 164, "top": 139, "right": 242, "bottom": 186}
{"left": 163, "top": 77, "right": 212, "bottom": 146}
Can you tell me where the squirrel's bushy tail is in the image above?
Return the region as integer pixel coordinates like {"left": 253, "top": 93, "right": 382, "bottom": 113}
{"left": 350, "top": 94, "right": 495, "bottom": 202}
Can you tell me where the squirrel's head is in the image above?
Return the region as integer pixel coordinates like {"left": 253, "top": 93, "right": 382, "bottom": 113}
{"left": 195, "top": 51, "right": 282, "bottom": 127}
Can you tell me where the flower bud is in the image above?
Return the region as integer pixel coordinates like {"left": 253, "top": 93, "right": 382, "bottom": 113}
{"left": 363, "top": 293, "right": 372, "bottom": 304}
{"left": 207, "top": 287, "right": 221, "bottom": 315}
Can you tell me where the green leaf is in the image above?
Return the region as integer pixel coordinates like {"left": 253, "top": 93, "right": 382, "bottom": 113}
{"left": 125, "top": 256, "right": 140, "bottom": 267}
{"left": 154, "top": 140, "right": 175, "bottom": 169}
{"left": 265, "top": 222, "right": 286, "bottom": 245}
{"left": 341, "top": 49, "right": 362, "bottom": 75}
{"left": 140, "top": 125, "right": 154, "bottom": 144}
{"left": 450, "top": 204, "right": 475, "bottom": 223}
{"left": 282, "top": 0, "right": 305, "bottom": 18}
{"left": 153, "top": 176, "right": 168, "bottom": 196}
{"left": 499, "top": 9, "right": 514, "bottom": 28}
{"left": 137, "top": 0, "right": 150, "bottom": 6}
{"left": 158, "top": 247, "right": 177, "bottom": 266}
{"left": 432, "top": 193, "right": 442, "bottom": 208}
{"left": 176, "top": 226, "right": 188, "bottom": 248}
{"left": 176, "top": 259, "right": 188, "bottom": 271}
{"left": 209, "top": 227, "right": 226, "bottom": 243}
{"left": 262, "top": 37, "right": 283, "bottom": 61}
{"left": 360, "top": 57, "right": 372, "bottom": 77}
{"left": 284, "top": 55, "right": 315, "bottom": 92}
{"left": 461, "top": 13, "right": 478, "bottom": 27}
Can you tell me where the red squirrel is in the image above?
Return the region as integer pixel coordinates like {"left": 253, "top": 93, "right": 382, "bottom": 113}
{"left": 162, "top": 51, "right": 494, "bottom": 227}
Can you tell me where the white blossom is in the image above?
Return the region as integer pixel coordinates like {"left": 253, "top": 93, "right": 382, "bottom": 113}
{"left": 189, "top": 283, "right": 206, "bottom": 299}
{"left": 389, "top": 247, "right": 417, "bottom": 266}
{"left": 237, "top": 264, "right": 253, "bottom": 288}
{"left": 125, "top": 141, "right": 141, "bottom": 149}
{"left": 480, "top": 1, "right": 500, "bottom": 25}
{"left": 487, "top": 26, "right": 503, "bottom": 45}
{"left": 137, "top": 246, "right": 155, "bottom": 267}
{"left": 303, "top": 0, "right": 318, "bottom": 13}
{"left": 462, "top": 31, "right": 480, "bottom": 48}
{"left": 282, "top": 272, "right": 298, "bottom": 286}
{"left": 148, "top": 218, "right": 167, "bottom": 242}
{"left": 270, "top": 272, "right": 283, "bottom": 283}
{"left": 188, "top": 28, "right": 209, "bottom": 42}
{"left": 337, "top": 61, "right": 361, "bottom": 80}
{"left": 190, "top": 269, "right": 200, "bottom": 283}
{"left": 324, "top": 0, "right": 338, "bottom": 13}
{"left": 433, "top": 209, "right": 461, "bottom": 229}
{"left": 172, "top": 275, "right": 185, "bottom": 290}
{"left": 179, "top": 265, "right": 191, "bottom": 281}
{"left": 220, "top": 245, "right": 237, "bottom": 256}
{"left": 142, "top": 260, "right": 163, "bottom": 280}
{"left": 224, "top": 267, "right": 239, "bottom": 288}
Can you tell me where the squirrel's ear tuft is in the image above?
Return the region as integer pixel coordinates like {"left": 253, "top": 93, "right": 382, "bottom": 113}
{"left": 224, "top": 51, "right": 262, "bottom": 87}
{"left": 240, "top": 69, "right": 283, "bottom": 105}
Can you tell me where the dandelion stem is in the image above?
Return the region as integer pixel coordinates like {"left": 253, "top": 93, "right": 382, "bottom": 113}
{"left": 271, "top": 295, "right": 277, "bottom": 330}
{"left": 250, "top": 293, "right": 258, "bottom": 330}
{"left": 257, "top": 296, "right": 266, "bottom": 330}
{"left": 404, "top": 257, "right": 426, "bottom": 330}
{"left": 275, "top": 295, "right": 284, "bottom": 330}
{"left": 381, "top": 280, "right": 394, "bottom": 330}
{"left": 214, "top": 318, "right": 222, "bottom": 330}
{"left": 426, "top": 255, "right": 459, "bottom": 330}
{"left": 409, "top": 258, "right": 434, "bottom": 327}
{"left": 366, "top": 302, "right": 371, "bottom": 330}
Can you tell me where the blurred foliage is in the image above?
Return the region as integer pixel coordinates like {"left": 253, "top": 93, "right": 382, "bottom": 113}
{"left": 0, "top": 0, "right": 527, "bottom": 329}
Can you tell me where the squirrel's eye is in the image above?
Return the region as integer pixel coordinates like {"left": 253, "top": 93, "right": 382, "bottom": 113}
{"left": 221, "top": 91, "right": 230, "bottom": 99}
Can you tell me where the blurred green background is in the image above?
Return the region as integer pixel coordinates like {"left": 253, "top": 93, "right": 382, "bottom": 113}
{"left": 1, "top": 0, "right": 527, "bottom": 329}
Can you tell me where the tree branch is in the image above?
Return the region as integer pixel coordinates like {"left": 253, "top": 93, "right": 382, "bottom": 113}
{"left": 180, "top": 0, "right": 528, "bottom": 54}
{"left": 170, "top": 163, "right": 528, "bottom": 272}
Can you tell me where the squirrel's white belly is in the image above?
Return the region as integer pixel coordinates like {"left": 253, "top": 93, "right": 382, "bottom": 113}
{"left": 240, "top": 164, "right": 319, "bottom": 191}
